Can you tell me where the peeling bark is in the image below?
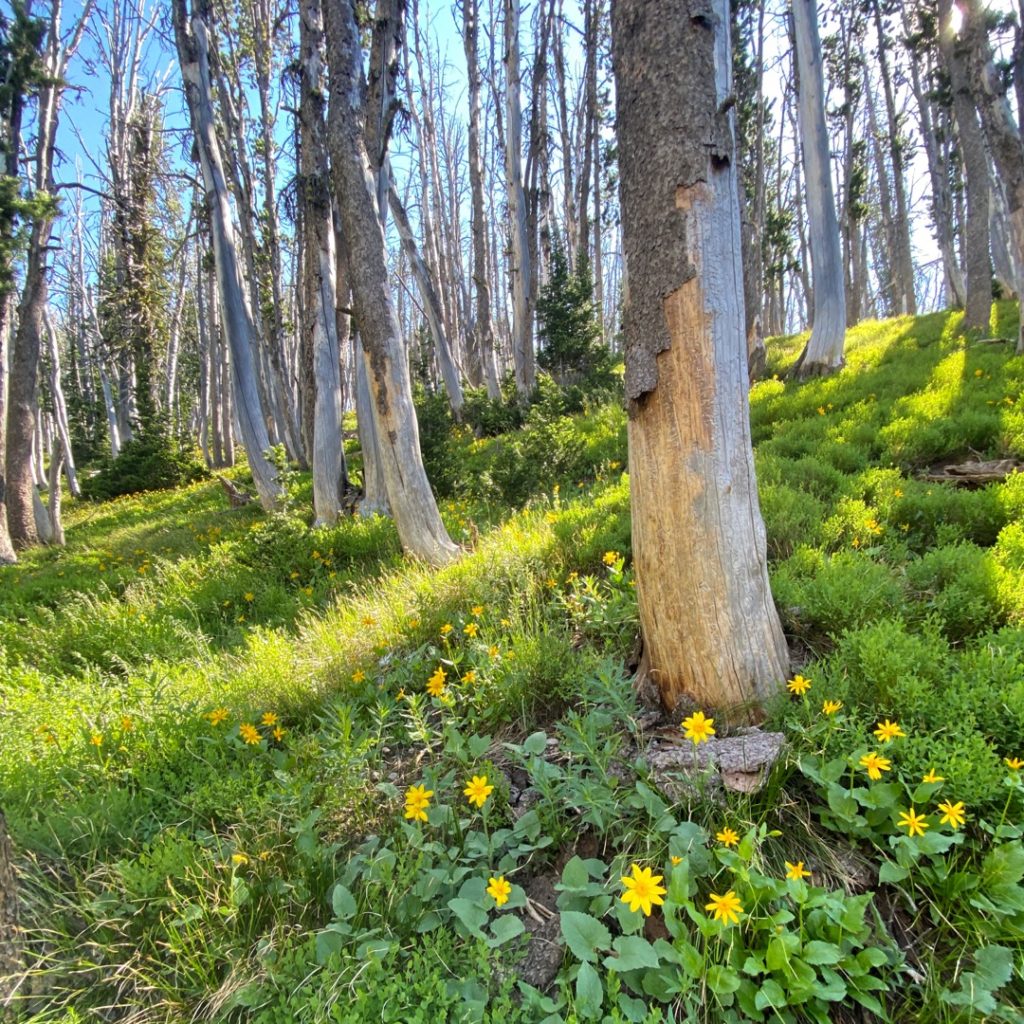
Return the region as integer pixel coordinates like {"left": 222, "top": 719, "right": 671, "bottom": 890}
{"left": 612, "top": 0, "right": 789, "bottom": 713}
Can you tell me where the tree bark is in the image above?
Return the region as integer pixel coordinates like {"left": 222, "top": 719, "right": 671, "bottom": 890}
{"left": 939, "top": 0, "right": 992, "bottom": 333}
{"left": 299, "top": 0, "right": 348, "bottom": 526}
{"left": 463, "top": 0, "right": 501, "bottom": 398}
{"left": 505, "top": 0, "right": 535, "bottom": 397}
{"left": 612, "top": 0, "right": 789, "bottom": 713}
{"left": 956, "top": 0, "right": 1024, "bottom": 350}
{"left": 324, "top": 0, "right": 457, "bottom": 565}
{"left": 172, "top": 0, "right": 280, "bottom": 508}
{"left": 0, "top": 809, "right": 19, "bottom": 1014}
{"left": 791, "top": 0, "right": 847, "bottom": 378}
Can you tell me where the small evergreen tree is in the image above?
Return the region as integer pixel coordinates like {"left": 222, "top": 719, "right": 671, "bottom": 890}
{"left": 536, "top": 241, "right": 614, "bottom": 390}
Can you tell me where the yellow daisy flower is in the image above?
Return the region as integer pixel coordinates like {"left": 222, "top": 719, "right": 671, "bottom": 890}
{"left": 681, "top": 711, "right": 715, "bottom": 745}
{"left": 873, "top": 719, "right": 905, "bottom": 743}
{"left": 859, "top": 751, "right": 892, "bottom": 781}
{"left": 620, "top": 864, "right": 666, "bottom": 916}
{"left": 937, "top": 800, "right": 966, "bottom": 829}
{"left": 922, "top": 768, "right": 944, "bottom": 783}
{"left": 787, "top": 674, "right": 811, "bottom": 696}
{"left": 822, "top": 700, "right": 842, "bottom": 715}
{"left": 897, "top": 807, "right": 929, "bottom": 837}
{"left": 404, "top": 783, "right": 433, "bottom": 823}
{"left": 785, "top": 861, "right": 811, "bottom": 881}
{"left": 239, "top": 723, "right": 261, "bottom": 745}
{"left": 705, "top": 890, "right": 743, "bottom": 925}
{"left": 464, "top": 774, "right": 494, "bottom": 808}
{"left": 486, "top": 875, "right": 512, "bottom": 907}
{"left": 716, "top": 827, "right": 740, "bottom": 848}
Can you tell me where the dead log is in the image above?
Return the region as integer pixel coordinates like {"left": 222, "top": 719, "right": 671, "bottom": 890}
{"left": 921, "top": 458, "right": 1022, "bottom": 486}
{"left": 216, "top": 474, "right": 254, "bottom": 508}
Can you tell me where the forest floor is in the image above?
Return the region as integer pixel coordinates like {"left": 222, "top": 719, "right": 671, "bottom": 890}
{"left": 2, "top": 303, "right": 1024, "bottom": 1023}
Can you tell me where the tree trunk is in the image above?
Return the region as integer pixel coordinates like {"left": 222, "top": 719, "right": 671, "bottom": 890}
{"left": 612, "top": 0, "right": 789, "bottom": 713}
{"left": 791, "top": 0, "right": 847, "bottom": 378}
{"left": 505, "top": 0, "right": 535, "bottom": 397}
{"left": 387, "top": 179, "right": 465, "bottom": 418}
{"left": 0, "top": 312, "right": 16, "bottom": 565}
{"left": 463, "top": 0, "right": 501, "bottom": 399}
{"left": 299, "top": 0, "right": 347, "bottom": 526}
{"left": 939, "top": 0, "right": 992, "bottom": 333}
{"left": 957, "top": 0, "right": 1024, "bottom": 350}
{"left": 324, "top": 0, "right": 457, "bottom": 565}
{"left": 172, "top": 0, "right": 280, "bottom": 508}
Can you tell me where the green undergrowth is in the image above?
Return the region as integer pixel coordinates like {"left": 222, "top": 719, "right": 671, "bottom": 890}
{"left": 2, "top": 302, "right": 1024, "bottom": 1022}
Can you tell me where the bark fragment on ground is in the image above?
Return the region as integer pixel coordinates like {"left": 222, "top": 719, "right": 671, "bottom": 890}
{"left": 646, "top": 729, "right": 786, "bottom": 799}
{"left": 921, "top": 458, "right": 1022, "bottom": 486}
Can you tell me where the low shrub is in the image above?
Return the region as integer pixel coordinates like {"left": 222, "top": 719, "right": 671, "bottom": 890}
{"left": 82, "top": 427, "right": 207, "bottom": 501}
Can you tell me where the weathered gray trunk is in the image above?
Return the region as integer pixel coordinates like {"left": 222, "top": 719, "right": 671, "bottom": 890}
{"left": 991, "top": 174, "right": 1022, "bottom": 298}
{"left": 387, "top": 179, "right": 465, "bottom": 418}
{"left": 957, "top": 0, "right": 1024, "bottom": 350}
{"left": 463, "top": 0, "right": 501, "bottom": 398}
{"left": 0, "top": 313, "right": 16, "bottom": 565}
{"left": 791, "top": 0, "right": 847, "bottom": 377}
{"left": 505, "top": 0, "right": 535, "bottom": 397}
{"left": 612, "top": 0, "right": 788, "bottom": 712}
{"left": 324, "top": 0, "right": 457, "bottom": 564}
{"left": 300, "top": 0, "right": 347, "bottom": 526}
{"left": 43, "top": 311, "right": 79, "bottom": 499}
{"left": 172, "top": 0, "right": 280, "bottom": 508}
{"left": 939, "top": 0, "right": 992, "bottom": 333}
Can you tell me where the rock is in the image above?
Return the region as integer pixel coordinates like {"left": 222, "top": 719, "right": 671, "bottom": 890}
{"left": 516, "top": 915, "right": 563, "bottom": 991}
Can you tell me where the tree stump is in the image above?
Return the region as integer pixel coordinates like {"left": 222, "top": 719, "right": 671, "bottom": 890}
{"left": 216, "top": 474, "right": 254, "bottom": 508}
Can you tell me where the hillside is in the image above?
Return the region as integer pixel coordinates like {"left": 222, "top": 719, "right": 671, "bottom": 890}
{"left": 2, "top": 304, "right": 1024, "bottom": 1023}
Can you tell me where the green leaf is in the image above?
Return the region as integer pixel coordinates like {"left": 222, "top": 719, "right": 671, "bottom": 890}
{"left": 707, "top": 964, "right": 741, "bottom": 996}
{"left": 561, "top": 855, "right": 589, "bottom": 889}
{"left": 448, "top": 897, "right": 488, "bottom": 938}
{"left": 616, "top": 992, "right": 649, "bottom": 1022}
{"left": 603, "top": 935, "right": 660, "bottom": 972}
{"left": 315, "top": 927, "right": 344, "bottom": 964}
{"left": 878, "top": 860, "right": 909, "bottom": 884}
{"left": 559, "top": 910, "right": 612, "bottom": 963}
{"left": 575, "top": 961, "right": 604, "bottom": 1019}
{"left": 941, "top": 945, "right": 1015, "bottom": 1014}
{"left": 754, "top": 978, "right": 786, "bottom": 1011}
{"left": 331, "top": 883, "right": 357, "bottom": 920}
{"left": 802, "top": 940, "right": 842, "bottom": 965}
{"left": 488, "top": 914, "right": 526, "bottom": 947}
{"left": 522, "top": 730, "right": 548, "bottom": 756}
{"left": 468, "top": 733, "right": 492, "bottom": 758}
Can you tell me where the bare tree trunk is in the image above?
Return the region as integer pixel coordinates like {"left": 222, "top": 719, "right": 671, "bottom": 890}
{"left": 939, "top": 0, "right": 992, "bottom": 333}
{"left": 387, "top": 178, "right": 465, "bottom": 417}
{"left": 957, "top": 0, "right": 1024, "bottom": 350}
{"left": 324, "top": 0, "right": 457, "bottom": 564}
{"left": 613, "top": 0, "right": 788, "bottom": 712}
{"left": 463, "top": 0, "right": 501, "bottom": 398}
{"left": 43, "top": 311, "right": 79, "bottom": 498}
{"left": 0, "top": 809, "right": 20, "bottom": 1013}
{"left": 300, "top": 0, "right": 347, "bottom": 526}
{"left": 173, "top": 0, "right": 280, "bottom": 508}
{"left": 505, "top": 0, "right": 535, "bottom": 397}
{"left": 791, "top": 0, "right": 847, "bottom": 378}
{"left": 0, "top": 313, "right": 16, "bottom": 565}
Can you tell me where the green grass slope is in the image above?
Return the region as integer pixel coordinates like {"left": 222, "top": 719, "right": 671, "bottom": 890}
{"left": 1, "top": 303, "right": 1023, "bottom": 1023}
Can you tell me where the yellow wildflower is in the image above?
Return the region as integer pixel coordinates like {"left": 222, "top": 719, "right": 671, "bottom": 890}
{"left": 705, "top": 890, "right": 743, "bottom": 925}
{"left": 670, "top": 855, "right": 682, "bottom": 866}
{"left": 120, "top": 716, "right": 134, "bottom": 732}
{"left": 244, "top": 592, "right": 255, "bottom": 602}
{"left": 362, "top": 615, "right": 375, "bottom": 627}
{"left": 1006, "top": 757, "right": 1024, "bottom": 771}
{"left": 404, "top": 783, "right": 433, "bottom": 823}
{"left": 464, "top": 774, "right": 494, "bottom": 808}
{"left": 464, "top": 622, "right": 479, "bottom": 638}
{"left": 231, "top": 853, "right": 249, "bottom": 866}
{"left": 922, "top": 768, "right": 944, "bottom": 783}
{"left": 462, "top": 670, "right": 478, "bottom": 684}
{"left": 488, "top": 645, "right": 500, "bottom": 659}
{"left": 351, "top": 670, "right": 366, "bottom": 683}
{"left": 785, "top": 861, "right": 811, "bottom": 881}
{"left": 272, "top": 726, "right": 286, "bottom": 742}
{"left": 620, "top": 864, "right": 666, "bottom": 916}
{"left": 874, "top": 719, "right": 905, "bottom": 743}
{"left": 486, "top": 875, "right": 512, "bottom": 908}
{"left": 716, "top": 827, "right": 739, "bottom": 848}
{"left": 440, "top": 623, "right": 453, "bottom": 636}
{"left": 822, "top": 700, "right": 842, "bottom": 715}
{"left": 89, "top": 733, "right": 103, "bottom": 747}
{"left": 471, "top": 605, "right": 484, "bottom": 617}
{"left": 681, "top": 710, "right": 715, "bottom": 744}
{"left": 239, "top": 723, "right": 261, "bottom": 745}
{"left": 897, "top": 807, "right": 929, "bottom": 837}
{"left": 787, "top": 674, "right": 811, "bottom": 696}
{"left": 427, "top": 667, "right": 446, "bottom": 697}
{"left": 603, "top": 551, "right": 618, "bottom": 566}
{"left": 938, "top": 801, "right": 966, "bottom": 829}
{"left": 208, "top": 707, "right": 229, "bottom": 726}
{"left": 261, "top": 712, "right": 278, "bottom": 727}
{"left": 859, "top": 751, "right": 892, "bottom": 781}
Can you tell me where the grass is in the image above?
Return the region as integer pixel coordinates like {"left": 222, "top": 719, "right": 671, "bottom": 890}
{"left": 1, "top": 302, "right": 1023, "bottom": 1022}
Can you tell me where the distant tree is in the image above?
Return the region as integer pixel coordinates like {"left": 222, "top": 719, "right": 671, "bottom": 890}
{"left": 611, "top": 0, "right": 789, "bottom": 712}
{"left": 790, "top": 0, "right": 847, "bottom": 378}
{"left": 536, "top": 244, "right": 610, "bottom": 388}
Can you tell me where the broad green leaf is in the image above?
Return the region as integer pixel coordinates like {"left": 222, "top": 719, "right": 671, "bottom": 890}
{"left": 574, "top": 961, "right": 603, "bottom": 1020}
{"left": 802, "top": 940, "right": 842, "bottom": 965}
{"left": 603, "top": 935, "right": 660, "bottom": 972}
{"left": 559, "top": 910, "right": 612, "bottom": 963}
{"left": 488, "top": 914, "right": 526, "bottom": 947}
{"left": 448, "top": 897, "right": 488, "bottom": 938}
{"left": 522, "top": 730, "right": 547, "bottom": 756}
{"left": 331, "top": 883, "right": 356, "bottom": 920}
{"left": 754, "top": 978, "right": 786, "bottom": 1011}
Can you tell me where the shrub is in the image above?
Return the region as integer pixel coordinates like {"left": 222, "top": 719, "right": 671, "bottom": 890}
{"left": 905, "top": 543, "right": 1001, "bottom": 641}
{"left": 82, "top": 427, "right": 206, "bottom": 501}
